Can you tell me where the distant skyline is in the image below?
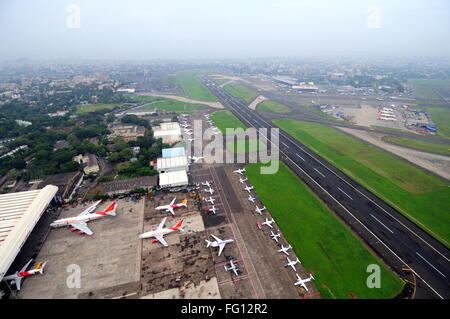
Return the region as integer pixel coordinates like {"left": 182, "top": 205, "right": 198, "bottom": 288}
{"left": 1, "top": 0, "right": 449, "bottom": 61}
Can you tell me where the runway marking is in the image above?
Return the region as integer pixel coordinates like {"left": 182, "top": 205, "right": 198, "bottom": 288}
{"left": 281, "top": 141, "right": 289, "bottom": 147}
{"left": 295, "top": 153, "right": 305, "bottom": 161}
{"left": 313, "top": 168, "right": 326, "bottom": 178}
{"left": 416, "top": 252, "right": 446, "bottom": 278}
{"left": 211, "top": 89, "right": 446, "bottom": 299}
{"left": 112, "top": 292, "right": 137, "bottom": 299}
{"left": 297, "top": 291, "right": 321, "bottom": 299}
{"left": 337, "top": 187, "right": 353, "bottom": 200}
{"left": 370, "top": 214, "right": 394, "bottom": 234}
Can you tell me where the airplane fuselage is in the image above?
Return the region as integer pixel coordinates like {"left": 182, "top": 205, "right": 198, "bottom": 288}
{"left": 139, "top": 227, "right": 174, "bottom": 239}
{"left": 50, "top": 213, "right": 104, "bottom": 228}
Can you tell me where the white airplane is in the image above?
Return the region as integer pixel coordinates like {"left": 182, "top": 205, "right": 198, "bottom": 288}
{"left": 187, "top": 138, "right": 195, "bottom": 142}
{"left": 139, "top": 217, "right": 184, "bottom": 247}
{"left": 155, "top": 197, "right": 187, "bottom": 216}
{"left": 255, "top": 206, "right": 266, "bottom": 215}
{"left": 278, "top": 244, "right": 292, "bottom": 256}
{"left": 294, "top": 273, "right": 315, "bottom": 291}
{"left": 239, "top": 177, "right": 248, "bottom": 184}
{"left": 204, "top": 187, "right": 215, "bottom": 195}
{"left": 205, "top": 234, "right": 234, "bottom": 256}
{"left": 184, "top": 129, "right": 193, "bottom": 133}
{"left": 206, "top": 205, "right": 218, "bottom": 215}
{"left": 233, "top": 168, "right": 246, "bottom": 175}
{"left": 224, "top": 260, "right": 239, "bottom": 276}
{"left": 189, "top": 156, "right": 204, "bottom": 163}
{"left": 204, "top": 197, "right": 216, "bottom": 205}
{"left": 50, "top": 201, "right": 116, "bottom": 235}
{"left": 248, "top": 195, "right": 258, "bottom": 203}
{"left": 201, "top": 180, "right": 212, "bottom": 187}
{"left": 1, "top": 260, "right": 47, "bottom": 290}
{"left": 270, "top": 231, "right": 281, "bottom": 242}
{"left": 261, "top": 218, "right": 275, "bottom": 229}
{"left": 243, "top": 185, "right": 254, "bottom": 193}
{"left": 285, "top": 257, "right": 301, "bottom": 272}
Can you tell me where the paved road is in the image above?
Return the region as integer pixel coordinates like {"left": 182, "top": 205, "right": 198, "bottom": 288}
{"left": 201, "top": 77, "right": 450, "bottom": 299}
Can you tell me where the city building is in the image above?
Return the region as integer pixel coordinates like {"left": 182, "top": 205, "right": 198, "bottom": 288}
{"left": 107, "top": 124, "right": 146, "bottom": 142}
{"left": 99, "top": 176, "right": 157, "bottom": 196}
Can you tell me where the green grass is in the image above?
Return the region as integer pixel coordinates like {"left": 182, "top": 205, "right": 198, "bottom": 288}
{"left": 384, "top": 136, "right": 450, "bottom": 156}
{"left": 226, "top": 139, "right": 266, "bottom": 154}
{"left": 258, "top": 100, "right": 291, "bottom": 113}
{"left": 408, "top": 79, "right": 450, "bottom": 100}
{"left": 138, "top": 99, "right": 208, "bottom": 112}
{"left": 420, "top": 107, "right": 450, "bottom": 139}
{"left": 245, "top": 162, "right": 404, "bottom": 299}
{"left": 273, "top": 118, "right": 450, "bottom": 246}
{"left": 223, "top": 83, "right": 259, "bottom": 104}
{"left": 75, "top": 103, "right": 122, "bottom": 114}
{"left": 210, "top": 110, "right": 247, "bottom": 135}
{"left": 176, "top": 72, "right": 218, "bottom": 102}
{"left": 126, "top": 95, "right": 163, "bottom": 103}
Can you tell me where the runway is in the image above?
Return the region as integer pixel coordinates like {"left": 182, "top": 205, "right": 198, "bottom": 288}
{"left": 201, "top": 77, "right": 450, "bottom": 299}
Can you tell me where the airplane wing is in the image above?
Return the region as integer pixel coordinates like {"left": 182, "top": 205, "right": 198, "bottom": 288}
{"left": 167, "top": 207, "right": 175, "bottom": 216}
{"left": 217, "top": 244, "right": 225, "bottom": 256}
{"left": 19, "top": 259, "right": 33, "bottom": 273}
{"left": 15, "top": 277, "right": 23, "bottom": 290}
{"left": 156, "top": 217, "right": 167, "bottom": 230}
{"left": 170, "top": 197, "right": 176, "bottom": 205}
{"left": 70, "top": 221, "right": 93, "bottom": 235}
{"left": 78, "top": 200, "right": 102, "bottom": 217}
{"left": 210, "top": 234, "right": 222, "bottom": 242}
{"left": 154, "top": 235, "right": 168, "bottom": 247}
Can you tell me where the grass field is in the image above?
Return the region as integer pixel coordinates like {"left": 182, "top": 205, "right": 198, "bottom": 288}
{"left": 273, "top": 119, "right": 450, "bottom": 246}
{"left": 409, "top": 79, "right": 450, "bottom": 100}
{"left": 384, "top": 136, "right": 450, "bottom": 156}
{"left": 420, "top": 106, "right": 450, "bottom": 139}
{"left": 223, "top": 83, "right": 259, "bottom": 104}
{"left": 210, "top": 110, "right": 247, "bottom": 135}
{"left": 258, "top": 100, "right": 291, "bottom": 113}
{"left": 176, "top": 72, "right": 218, "bottom": 102}
{"left": 139, "top": 99, "right": 208, "bottom": 112}
{"left": 75, "top": 103, "right": 122, "bottom": 114}
{"left": 226, "top": 139, "right": 266, "bottom": 154}
{"left": 245, "top": 162, "right": 404, "bottom": 299}
{"left": 126, "top": 95, "right": 163, "bottom": 103}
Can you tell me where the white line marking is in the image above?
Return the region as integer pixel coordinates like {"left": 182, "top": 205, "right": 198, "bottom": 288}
{"left": 281, "top": 141, "right": 289, "bottom": 147}
{"left": 313, "top": 168, "right": 326, "bottom": 178}
{"left": 338, "top": 187, "right": 353, "bottom": 200}
{"left": 296, "top": 153, "right": 305, "bottom": 161}
{"left": 416, "top": 252, "right": 447, "bottom": 278}
{"left": 370, "top": 214, "right": 394, "bottom": 234}
{"left": 112, "top": 292, "right": 137, "bottom": 299}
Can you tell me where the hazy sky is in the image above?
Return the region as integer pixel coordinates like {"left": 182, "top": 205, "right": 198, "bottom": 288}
{"left": 1, "top": 0, "right": 449, "bottom": 60}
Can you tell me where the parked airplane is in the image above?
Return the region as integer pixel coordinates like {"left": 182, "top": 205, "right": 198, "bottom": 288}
{"left": 270, "top": 231, "right": 281, "bottom": 242}
{"left": 189, "top": 156, "right": 204, "bottom": 163}
{"left": 187, "top": 138, "right": 195, "bottom": 142}
{"left": 248, "top": 195, "right": 259, "bottom": 203}
{"left": 204, "top": 197, "right": 216, "bottom": 205}
{"left": 50, "top": 200, "right": 116, "bottom": 235}
{"left": 278, "top": 244, "right": 292, "bottom": 255}
{"left": 139, "top": 217, "right": 184, "bottom": 246}
{"left": 233, "top": 168, "right": 246, "bottom": 175}
{"left": 285, "top": 257, "right": 301, "bottom": 272}
{"left": 201, "top": 181, "right": 212, "bottom": 187}
{"left": 155, "top": 197, "right": 187, "bottom": 216}
{"left": 205, "top": 234, "right": 234, "bottom": 256}
{"left": 1, "top": 260, "right": 47, "bottom": 290}
{"left": 224, "top": 260, "right": 239, "bottom": 276}
{"left": 204, "top": 187, "right": 215, "bottom": 195}
{"left": 239, "top": 177, "right": 248, "bottom": 184}
{"left": 255, "top": 206, "right": 266, "bottom": 215}
{"left": 294, "top": 273, "right": 315, "bottom": 291}
{"left": 261, "top": 218, "right": 275, "bottom": 229}
{"left": 243, "top": 185, "right": 254, "bottom": 193}
{"left": 206, "top": 205, "right": 218, "bottom": 215}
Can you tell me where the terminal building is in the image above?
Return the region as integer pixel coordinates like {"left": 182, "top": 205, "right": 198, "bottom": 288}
{"left": 0, "top": 185, "right": 58, "bottom": 284}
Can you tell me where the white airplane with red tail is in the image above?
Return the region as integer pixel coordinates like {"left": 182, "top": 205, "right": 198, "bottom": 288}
{"left": 1, "top": 260, "right": 47, "bottom": 290}
{"left": 156, "top": 197, "right": 187, "bottom": 216}
{"left": 139, "top": 217, "right": 184, "bottom": 246}
{"left": 50, "top": 200, "right": 116, "bottom": 235}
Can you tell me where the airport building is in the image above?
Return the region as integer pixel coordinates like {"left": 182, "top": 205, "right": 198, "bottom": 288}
{"left": 37, "top": 171, "right": 83, "bottom": 204}
{"left": 162, "top": 147, "right": 185, "bottom": 158}
{"left": 152, "top": 122, "right": 182, "bottom": 144}
{"left": 0, "top": 185, "right": 58, "bottom": 283}
{"left": 158, "top": 170, "right": 189, "bottom": 188}
{"left": 99, "top": 176, "right": 158, "bottom": 196}
{"left": 156, "top": 156, "right": 189, "bottom": 173}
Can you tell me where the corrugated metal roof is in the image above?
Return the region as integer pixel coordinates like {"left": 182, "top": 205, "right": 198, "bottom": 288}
{"left": 159, "top": 170, "right": 188, "bottom": 188}
{"left": 157, "top": 156, "right": 188, "bottom": 170}
{"left": 0, "top": 185, "right": 58, "bottom": 281}
{"left": 162, "top": 147, "right": 185, "bottom": 158}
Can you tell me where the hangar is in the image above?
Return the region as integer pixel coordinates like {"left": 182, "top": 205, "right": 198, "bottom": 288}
{"left": 159, "top": 170, "right": 189, "bottom": 188}
{"left": 0, "top": 185, "right": 58, "bottom": 282}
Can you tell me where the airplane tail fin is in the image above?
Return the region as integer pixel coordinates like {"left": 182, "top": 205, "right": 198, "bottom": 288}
{"left": 205, "top": 239, "right": 212, "bottom": 247}
{"left": 296, "top": 258, "right": 301, "bottom": 264}
{"left": 102, "top": 202, "right": 117, "bottom": 216}
{"left": 181, "top": 199, "right": 187, "bottom": 207}
{"left": 36, "top": 261, "right": 47, "bottom": 274}
{"left": 173, "top": 219, "right": 184, "bottom": 231}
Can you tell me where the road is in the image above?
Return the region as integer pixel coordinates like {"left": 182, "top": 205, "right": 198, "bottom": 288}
{"left": 201, "top": 77, "right": 450, "bottom": 299}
